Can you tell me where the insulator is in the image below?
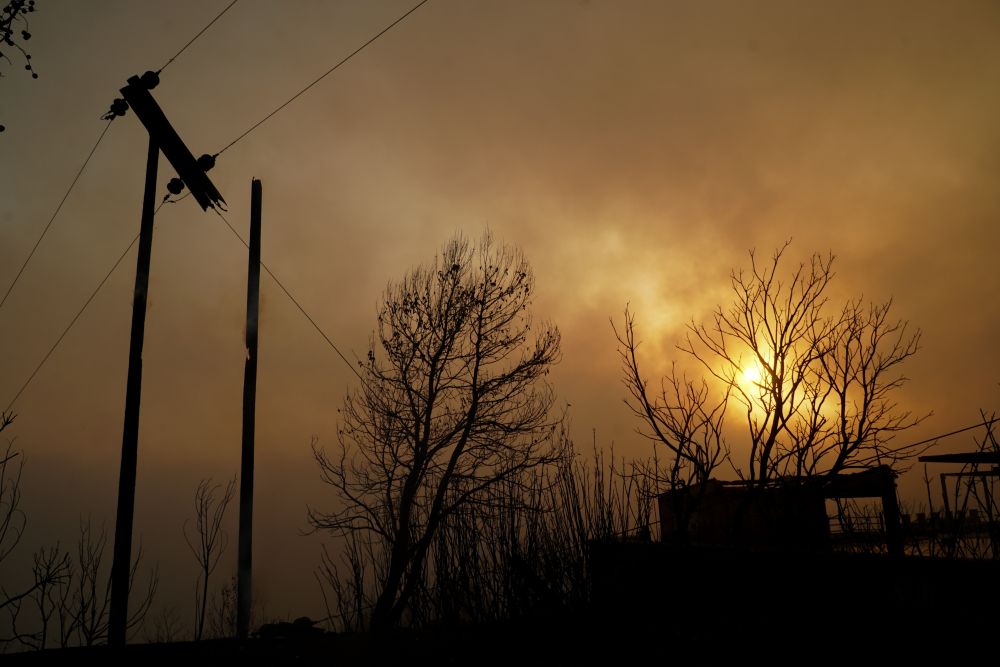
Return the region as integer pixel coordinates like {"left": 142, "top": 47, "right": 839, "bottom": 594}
{"left": 107, "top": 98, "right": 129, "bottom": 118}
{"left": 167, "top": 178, "right": 186, "bottom": 195}
{"left": 140, "top": 70, "right": 159, "bottom": 90}
{"left": 196, "top": 153, "right": 216, "bottom": 172}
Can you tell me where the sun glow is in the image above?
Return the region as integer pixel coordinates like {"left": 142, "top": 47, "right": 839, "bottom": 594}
{"left": 741, "top": 365, "right": 762, "bottom": 385}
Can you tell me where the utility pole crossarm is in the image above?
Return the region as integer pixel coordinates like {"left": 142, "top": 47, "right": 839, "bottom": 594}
{"left": 120, "top": 75, "right": 225, "bottom": 211}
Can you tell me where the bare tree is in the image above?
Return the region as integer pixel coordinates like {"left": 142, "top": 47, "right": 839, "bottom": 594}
{"left": 619, "top": 242, "right": 925, "bottom": 486}
{"left": 0, "top": 509, "right": 155, "bottom": 648}
{"left": 0, "top": 543, "right": 70, "bottom": 649}
{"left": 315, "top": 428, "right": 658, "bottom": 632}
{"left": 0, "top": 421, "right": 72, "bottom": 649}
{"left": 615, "top": 308, "right": 730, "bottom": 488}
{"left": 144, "top": 605, "right": 184, "bottom": 644}
{"left": 811, "top": 298, "right": 924, "bottom": 474}
{"left": 315, "top": 532, "right": 376, "bottom": 633}
{"left": 309, "top": 232, "right": 562, "bottom": 631}
{"left": 62, "top": 519, "right": 157, "bottom": 647}
{"left": 0, "top": 437, "right": 25, "bottom": 572}
{"left": 0, "top": 412, "right": 156, "bottom": 649}
{"left": 15, "top": 545, "right": 71, "bottom": 650}
{"left": 208, "top": 576, "right": 237, "bottom": 639}
{"left": 183, "top": 478, "right": 236, "bottom": 641}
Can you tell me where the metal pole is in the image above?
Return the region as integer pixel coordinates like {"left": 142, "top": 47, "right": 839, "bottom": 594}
{"left": 109, "top": 135, "right": 158, "bottom": 647}
{"left": 237, "top": 179, "right": 262, "bottom": 640}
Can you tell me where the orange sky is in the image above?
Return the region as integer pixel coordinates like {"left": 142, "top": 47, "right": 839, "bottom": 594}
{"left": 2, "top": 0, "right": 999, "bottom": 622}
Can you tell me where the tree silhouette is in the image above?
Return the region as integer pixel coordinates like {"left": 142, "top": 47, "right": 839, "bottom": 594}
{"left": 618, "top": 242, "right": 925, "bottom": 486}
{"left": 0, "top": 417, "right": 68, "bottom": 649}
{"left": 1, "top": 414, "right": 156, "bottom": 649}
{"left": 184, "top": 478, "right": 236, "bottom": 641}
{"left": 615, "top": 317, "right": 731, "bottom": 488}
{"left": 309, "top": 232, "right": 561, "bottom": 631}
{"left": 1, "top": 0, "right": 39, "bottom": 133}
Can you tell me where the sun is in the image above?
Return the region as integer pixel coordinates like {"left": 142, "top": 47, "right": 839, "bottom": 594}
{"left": 741, "top": 365, "right": 762, "bottom": 385}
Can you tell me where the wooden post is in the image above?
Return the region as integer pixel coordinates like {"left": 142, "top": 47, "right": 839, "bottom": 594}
{"left": 237, "top": 179, "right": 262, "bottom": 640}
{"left": 109, "top": 135, "right": 158, "bottom": 647}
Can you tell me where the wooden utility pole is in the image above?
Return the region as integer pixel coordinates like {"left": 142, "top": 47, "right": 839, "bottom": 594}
{"left": 108, "top": 134, "right": 158, "bottom": 647}
{"left": 237, "top": 179, "right": 262, "bottom": 640}
{"left": 109, "top": 72, "right": 225, "bottom": 647}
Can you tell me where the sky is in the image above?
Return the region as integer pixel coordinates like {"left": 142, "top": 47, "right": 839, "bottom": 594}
{"left": 2, "top": 0, "right": 999, "bottom": 626}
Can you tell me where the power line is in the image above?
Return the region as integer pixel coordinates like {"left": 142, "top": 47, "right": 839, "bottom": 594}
{"left": 4, "top": 232, "right": 140, "bottom": 414}
{"left": 158, "top": 0, "right": 240, "bottom": 74}
{"left": 213, "top": 209, "right": 364, "bottom": 382}
{"left": 5, "top": 0, "right": 403, "bottom": 408}
{"left": 903, "top": 416, "right": 999, "bottom": 452}
{"left": 1, "top": 0, "right": 238, "bottom": 321}
{"left": 0, "top": 118, "right": 114, "bottom": 314}
{"left": 214, "top": 0, "right": 429, "bottom": 157}
{"left": 4, "top": 200, "right": 365, "bottom": 412}
{"left": 2, "top": 197, "right": 179, "bottom": 413}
